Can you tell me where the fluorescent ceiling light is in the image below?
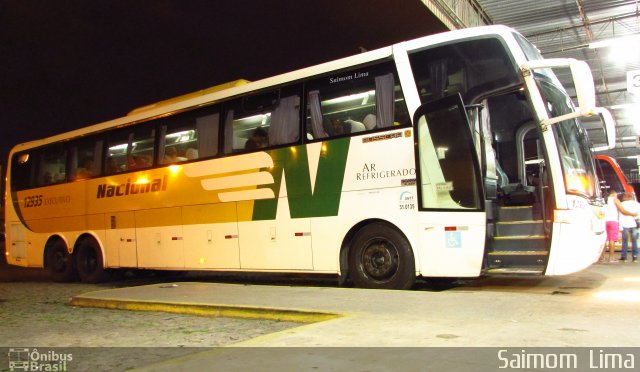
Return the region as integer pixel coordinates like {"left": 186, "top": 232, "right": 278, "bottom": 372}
{"left": 589, "top": 34, "right": 640, "bottom": 49}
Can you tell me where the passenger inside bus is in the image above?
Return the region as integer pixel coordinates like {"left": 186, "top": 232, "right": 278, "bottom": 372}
{"left": 343, "top": 119, "right": 366, "bottom": 133}
{"left": 244, "top": 127, "right": 269, "bottom": 150}
{"left": 127, "top": 154, "right": 151, "bottom": 170}
{"left": 74, "top": 157, "right": 96, "bottom": 179}
{"left": 185, "top": 147, "right": 199, "bottom": 159}
{"left": 363, "top": 114, "right": 377, "bottom": 130}
{"left": 163, "top": 146, "right": 187, "bottom": 163}
{"left": 106, "top": 156, "right": 120, "bottom": 174}
{"left": 327, "top": 118, "right": 346, "bottom": 135}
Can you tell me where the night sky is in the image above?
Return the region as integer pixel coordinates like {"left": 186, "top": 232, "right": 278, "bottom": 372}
{"left": 0, "top": 1, "right": 446, "bottom": 169}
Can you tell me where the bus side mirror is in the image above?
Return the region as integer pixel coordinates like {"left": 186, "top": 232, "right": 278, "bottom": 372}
{"left": 521, "top": 58, "right": 595, "bottom": 112}
{"left": 590, "top": 108, "right": 616, "bottom": 151}
{"left": 521, "top": 58, "right": 616, "bottom": 150}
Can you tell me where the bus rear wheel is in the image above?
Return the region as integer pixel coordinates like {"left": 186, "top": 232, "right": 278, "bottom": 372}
{"left": 47, "top": 240, "right": 77, "bottom": 282}
{"left": 76, "top": 238, "right": 109, "bottom": 283}
{"left": 348, "top": 223, "right": 415, "bottom": 290}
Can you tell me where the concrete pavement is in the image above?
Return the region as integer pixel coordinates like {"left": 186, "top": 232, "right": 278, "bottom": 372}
{"left": 69, "top": 262, "right": 640, "bottom": 370}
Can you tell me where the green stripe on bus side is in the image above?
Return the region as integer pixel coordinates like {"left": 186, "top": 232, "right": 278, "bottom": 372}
{"left": 252, "top": 139, "right": 350, "bottom": 220}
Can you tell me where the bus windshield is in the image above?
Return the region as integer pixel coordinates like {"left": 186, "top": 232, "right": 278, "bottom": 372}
{"left": 536, "top": 78, "right": 597, "bottom": 198}
{"left": 516, "top": 32, "right": 598, "bottom": 199}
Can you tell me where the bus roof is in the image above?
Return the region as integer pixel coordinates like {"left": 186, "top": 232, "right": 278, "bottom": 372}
{"left": 127, "top": 79, "right": 251, "bottom": 116}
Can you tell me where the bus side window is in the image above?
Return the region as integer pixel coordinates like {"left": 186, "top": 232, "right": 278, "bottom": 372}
{"left": 194, "top": 111, "right": 219, "bottom": 158}
{"left": 11, "top": 152, "right": 35, "bottom": 190}
{"left": 69, "top": 137, "right": 103, "bottom": 180}
{"left": 107, "top": 132, "right": 130, "bottom": 173}
{"left": 223, "top": 88, "right": 300, "bottom": 154}
{"left": 37, "top": 144, "right": 67, "bottom": 186}
{"left": 157, "top": 105, "right": 220, "bottom": 164}
{"left": 106, "top": 127, "right": 155, "bottom": 173}
{"left": 269, "top": 94, "right": 300, "bottom": 146}
{"left": 305, "top": 63, "right": 409, "bottom": 140}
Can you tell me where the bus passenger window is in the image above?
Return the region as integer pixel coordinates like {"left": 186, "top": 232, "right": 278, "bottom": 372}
{"left": 70, "top": 137, "right": 103, "bottom": 180}
{"left": 37, "top": 145, "right": 67, "bottom": 186}
{"left": 161, "top": 125, "right": 197, "bottom": 164}
{"left": 107, "top": 127, "right": 155, "bottom": 173}
{"left": 304, "top": 63, "right": 409, "bottom": 140}
{"left": 223, "top": 89, "right": 300, "bottom": 154}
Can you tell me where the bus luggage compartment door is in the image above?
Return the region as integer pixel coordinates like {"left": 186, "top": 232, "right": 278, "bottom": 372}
{"left": 105, "top": 212, "right": 137, "bottom": 268}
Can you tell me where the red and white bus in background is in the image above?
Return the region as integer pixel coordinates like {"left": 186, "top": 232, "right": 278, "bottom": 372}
{"left": 595, "top": 155, "right": 635, "bottom": 199}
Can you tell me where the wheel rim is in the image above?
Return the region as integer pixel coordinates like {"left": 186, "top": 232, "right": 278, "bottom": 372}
{"left": 79, "top": 246, "right": 98, "bottom": 274}
{"left": 52, "top": 249, "right": 69, "bottom": 273}
{"left": 360, "top": 237, "right": 399, "bottom": 282}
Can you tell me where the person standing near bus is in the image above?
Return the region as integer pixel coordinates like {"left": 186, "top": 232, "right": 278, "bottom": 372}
{"left": 619, "top": 192, "right": 640, "bottom": 263}
{"left": 603, "top": 190, "right": 633, "bottom": 262}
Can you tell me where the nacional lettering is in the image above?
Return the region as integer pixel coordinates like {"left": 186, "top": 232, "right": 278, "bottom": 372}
{"left": 329, "top": 71, "right": 369, "bottom": 84}
{"left": 96, "top": 176, "right": 168, "bottom": 199}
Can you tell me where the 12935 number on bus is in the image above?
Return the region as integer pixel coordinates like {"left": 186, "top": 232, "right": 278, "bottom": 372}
{"left": 24, "top": 195, "right": 43, "bottom": 208}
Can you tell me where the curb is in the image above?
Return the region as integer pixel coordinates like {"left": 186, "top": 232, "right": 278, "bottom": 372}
{"left": 69, "top": 296, "right": 342, "bottom": 323}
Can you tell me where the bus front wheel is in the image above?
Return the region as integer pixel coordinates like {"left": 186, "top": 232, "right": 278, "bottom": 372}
{"left": 76, "top": 238, "right": 109, "bottom": 283}
{"left": 348, "top": 223, "right": 415, "bottom": 290}
{"left": 47, "top": 240, "right": 77, "bottom": 282}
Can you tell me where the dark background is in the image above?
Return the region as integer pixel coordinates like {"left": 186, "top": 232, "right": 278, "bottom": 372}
{"left": 0, "top": 0, "right": 446, "bottom": 170}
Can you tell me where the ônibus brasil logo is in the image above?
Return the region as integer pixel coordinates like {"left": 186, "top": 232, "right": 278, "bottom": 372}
{"left": 7, "top": 348, "right": 72, "bottom": 371}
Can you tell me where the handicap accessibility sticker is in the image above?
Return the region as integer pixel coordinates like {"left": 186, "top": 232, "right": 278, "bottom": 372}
{"left": 445, "top": 231, "right": 462, "bottom": 248}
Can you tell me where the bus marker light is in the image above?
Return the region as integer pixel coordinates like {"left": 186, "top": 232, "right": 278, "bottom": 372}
{"left": 445, "top": 226, "right": 457, "bottom": 231}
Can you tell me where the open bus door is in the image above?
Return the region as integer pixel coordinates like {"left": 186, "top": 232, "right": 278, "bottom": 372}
{"left": 415, "top": 93, "right": 552, "bottom": 276}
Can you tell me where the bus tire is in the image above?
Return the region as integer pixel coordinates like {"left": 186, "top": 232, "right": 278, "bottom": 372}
{"left": 76, "top": 238, "right": 109, "bottom": 283}
{"left": 348, "top": 222, "right": 416, "bottom": 290}
{"left": 47, "top": 240, "right": 77, "bottom": 282}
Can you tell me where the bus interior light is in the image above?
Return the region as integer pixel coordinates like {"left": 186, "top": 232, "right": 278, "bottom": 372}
{"left": 109, "top": 144, "right": 128, "bottom": 151}
{"left": 325, "top": 90, "right": 374, "bottom": 105}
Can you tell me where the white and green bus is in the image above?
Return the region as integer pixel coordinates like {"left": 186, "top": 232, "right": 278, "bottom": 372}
{"left": 5, "top": 26, "right": 614, "bottom": 289}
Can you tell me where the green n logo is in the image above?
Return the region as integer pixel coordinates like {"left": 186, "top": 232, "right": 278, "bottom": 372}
{"left": 253, "top": 139, "right": 350, "bottom": 220}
